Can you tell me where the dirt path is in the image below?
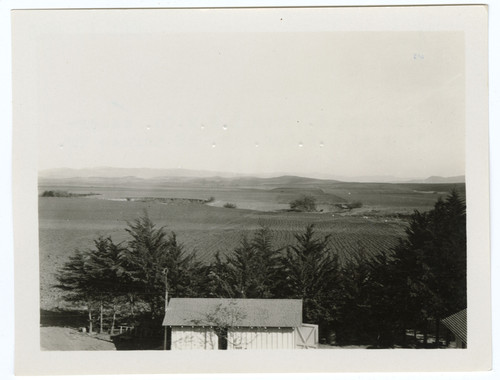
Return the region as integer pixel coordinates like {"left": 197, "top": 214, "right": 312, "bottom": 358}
{"left": 40, "top": 326, "right": 117, "bottom": 351}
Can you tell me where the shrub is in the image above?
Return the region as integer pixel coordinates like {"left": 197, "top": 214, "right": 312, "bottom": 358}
{"left": 347, "top": 201, "right": 363, "bottom": 209}
{"left": 334, "top": 201, "right": 363, "bottom": 210}
{"left": 289, "top": 196, "right": 317, "bottom": 212}
{"left": 41, "top": 190, "right": 71, "bottom": 197}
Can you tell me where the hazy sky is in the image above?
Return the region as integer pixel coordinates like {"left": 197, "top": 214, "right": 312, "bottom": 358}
{"left": 29, "top": 10, "right": 464, "bottom": 178}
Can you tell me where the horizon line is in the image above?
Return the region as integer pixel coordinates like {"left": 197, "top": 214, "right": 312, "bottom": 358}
{"left": 38, "top": 166, "right": 466, "bottom": 182}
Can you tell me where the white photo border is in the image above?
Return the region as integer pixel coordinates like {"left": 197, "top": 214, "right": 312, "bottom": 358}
{"left": 1, "top": 1, "right": 495, "bottom": 378}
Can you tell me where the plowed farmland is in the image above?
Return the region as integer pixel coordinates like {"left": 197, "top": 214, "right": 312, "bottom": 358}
{"left": 38, "top": 181, "right": 464, "bottom": 310}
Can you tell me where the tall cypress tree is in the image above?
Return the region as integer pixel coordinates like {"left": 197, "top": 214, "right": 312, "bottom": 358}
{"left": 335, "top": 190, "right": 467, "bottom": 347}
{"left": 118, "top": 214, "right": 202, "bottom": 322}
{"left": 55, "top": 236, "right": 124, "bottom": 333}
{"left": 55, "top": 250, "right": 98, "bottom": 333}
{"left": 278, "top": 224, "right": 340, "bottom": 335}
{"left": 208, "top": 226, "right": 281, "bottom": 298}
{"left": 387, "top": 190, "right": 466, "bottom": 346}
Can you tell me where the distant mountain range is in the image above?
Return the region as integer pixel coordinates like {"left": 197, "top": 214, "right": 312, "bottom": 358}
{"left": 39, "top": 167, "right": 239, "bottom": 179}
{"left": 39, "top": 167, "right": 465, "bottom": 184}
{"left": 407, "top": 175, "right": 466, "bottom": 184}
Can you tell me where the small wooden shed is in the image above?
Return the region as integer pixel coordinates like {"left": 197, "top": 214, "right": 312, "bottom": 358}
{"left": 162, "top": 298, "right": 317, "bottom": 350}
{"left": 441, "top": 308, "right": 467, "bottom": 348}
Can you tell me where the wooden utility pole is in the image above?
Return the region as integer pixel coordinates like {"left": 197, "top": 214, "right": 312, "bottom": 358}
{"left": 163, "top": 268, "right": 169, "bottom": 311}
{"left": 100, "top": 300, "right": 104, "bottom": 334}
{"left": 163, "top": 268, "right": 169, "bottom": 350}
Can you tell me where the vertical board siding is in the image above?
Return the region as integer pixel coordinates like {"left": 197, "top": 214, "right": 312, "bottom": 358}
{"left": 228, "top": 328, "right": 295, "bottom": 350}
{"left": 171, "top": 327, "right": 297, "bottom": 350}
{"left": 171, "top": 327, "right": 218, "bottom": 350}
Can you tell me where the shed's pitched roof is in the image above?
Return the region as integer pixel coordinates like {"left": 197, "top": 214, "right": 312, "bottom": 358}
{"left": 162, "top": 298, "right": 302, "bottom": 328}
{"left": 441, "top": 309, "right": 467, "bottom": 344}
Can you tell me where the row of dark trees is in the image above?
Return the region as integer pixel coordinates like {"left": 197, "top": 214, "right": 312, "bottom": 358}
{"left": 333, "top": 190, "right": 466, "bottom": 346}
{"left": 56, "top": 190, "right": 466, "bottom": 347}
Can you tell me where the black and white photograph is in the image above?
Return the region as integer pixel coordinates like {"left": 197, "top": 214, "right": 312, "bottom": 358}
{"left": 7, "top": 2, "right": 492, "bottom": 376}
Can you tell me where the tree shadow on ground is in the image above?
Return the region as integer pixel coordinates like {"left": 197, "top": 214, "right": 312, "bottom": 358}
{"left": 40, "top": 308, "right": 88, "bottom": 329}
{"left": 40, "top": 308, "right": 164, "bottom": 350}
{"left": 111, "top": 333, "right": 163, "bottom": 350}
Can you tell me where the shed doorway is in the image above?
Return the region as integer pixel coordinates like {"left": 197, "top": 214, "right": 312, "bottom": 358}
{"left": 218, "top": 328, "right": 228, "bottom": 350}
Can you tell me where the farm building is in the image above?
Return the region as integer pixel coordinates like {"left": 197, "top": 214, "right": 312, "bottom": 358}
{"left": 162, "top": 298, "right": 318, "bottom": 350}
{"left": 441, "top": 308, "right": 467, "bottom": 348}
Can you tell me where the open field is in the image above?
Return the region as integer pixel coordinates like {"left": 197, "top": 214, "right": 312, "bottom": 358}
{"left": 38, "top": 179, "right": 465, "bottom": 310}
{"left": 38, "top": 176, "right": 463, "bottom": 212}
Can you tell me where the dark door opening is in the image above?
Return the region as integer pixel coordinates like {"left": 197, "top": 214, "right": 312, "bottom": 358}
{"left": 218, "top": 328, "right": 228, "bottom": 350}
